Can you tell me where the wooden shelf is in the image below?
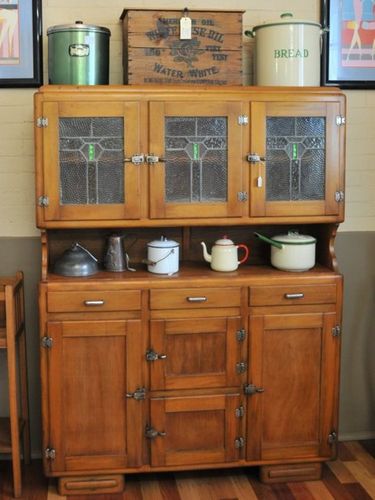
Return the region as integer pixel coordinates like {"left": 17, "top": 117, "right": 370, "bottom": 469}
{"left": 46, "top": 263, "right": 340, "bottom": 287}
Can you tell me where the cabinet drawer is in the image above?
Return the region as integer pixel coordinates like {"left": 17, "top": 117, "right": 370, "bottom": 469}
{"left": 249, "top": 284, "right": 337, "bottom": 307}
{"left": 47, "top": 290, "right": 141, "bottom": 313}
{"left": 150, "top": 287, "right": 241, "bottom": 310}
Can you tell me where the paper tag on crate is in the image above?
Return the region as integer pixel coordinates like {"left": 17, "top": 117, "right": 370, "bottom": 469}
{"left": 180, "top": 10, "right": 192, "bottom": 40}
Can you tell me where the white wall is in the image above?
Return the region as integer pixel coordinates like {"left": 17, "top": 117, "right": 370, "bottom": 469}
{"left": 0, "top": 0, "right": 374, "bottom": 235}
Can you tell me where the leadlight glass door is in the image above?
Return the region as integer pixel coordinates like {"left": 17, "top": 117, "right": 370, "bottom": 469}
{"left": 149, "top": 101, "right": 244, "bottom": 219}
{"left": 40, "top": 101, "right": 141, "bottom": 221}
{"left": 249, "top": 101, "right": 343, "bottom": 217}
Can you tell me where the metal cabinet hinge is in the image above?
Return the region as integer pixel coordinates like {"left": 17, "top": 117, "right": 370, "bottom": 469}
{"left": 244, "top": 383, "right": 264, "bottom": 396}
{"left": 236, "top": 328, "right": 246, "bottom": 342}
{"left": 41, "top": 336, "right": 53, "bottom": 348}
{"left": 335, "top": 191, "right": 345, "bottom": 203}
{"left": 145, "top": 425, "right": 166, "bottom": 439}
{"left": 328, "top": 431, "right": 338, "bottom": 444}
{"left": 45, "top": 447, "right": 56, "bottom": 460}
{"left": 237, "top": 191, "right": 248, "bottom": 202}
{"left": 36, "top": 117, "right": 48, "bottom": 128}
{"left": 235, "top": 406, "right": 245, "bottom": 418}
{"left": 336, "top": 115, "right": 346, "bottom": 126}
{"left": 126, "top": 387, "right": 146, "bottom": 400}
{"left": 236, "top": 361, "right": 248, "bottom": 374}
{"left": 247, "top": 153, "right": 266, "bottom": 163}
{"left": 332, "top": 325, "right": 342, "bottom": 337}
{"left": 238, "top": 115, "right": 248, "bottom": 125}
{"left": 235, "top": 437, "right": 245, "bottom": 448}
{"left": 38, "top": 195, "right": 49, "bottom": 207}
{"left": 146, "top": 350, "right": 167, "bottom": 361}
{"left": 124, "top": 154, "right": 144, "bottom": 165}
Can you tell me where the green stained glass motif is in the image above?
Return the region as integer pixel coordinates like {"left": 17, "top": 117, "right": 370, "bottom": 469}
{"left": 266, "top": 117, "right": 326, "bottom": 201}
{"left": 59, "top": 117, "right": 124, "bottom": 205}
{"left": 164, "top": 116, "right": 228, "bottom": 203}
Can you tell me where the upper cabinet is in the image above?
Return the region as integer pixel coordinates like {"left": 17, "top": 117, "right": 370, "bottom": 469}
{"left": 149, "top": 100, "right": 245, "bottom": 219}
{"left": 35, "top": 99, "right": 142, "bottom": 223}
{"left": 249, "top": 100, "right": 344, "bottom": 218}
{"left": 34, "top": 86, "right": 345, "bottom": 228}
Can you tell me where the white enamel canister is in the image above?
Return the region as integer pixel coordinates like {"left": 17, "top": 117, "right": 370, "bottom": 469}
{"left": 146, "top": 237, "right": 179, "bottom": 275}
{"left": 246, "top": 13, "right": 322, "bottom": 86}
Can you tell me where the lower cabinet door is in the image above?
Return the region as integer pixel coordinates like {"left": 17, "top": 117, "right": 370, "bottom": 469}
{"left": 149, "top": 317, "right": 242, "bottom": 390}
{"left": 247, "top": 312, "right": 340, "bottom": 461}
{"left": 149, "top": 394, "right": 242, "bottom": 467}
{"left": 44, "top": 320, "right": 143, "bottom": 472}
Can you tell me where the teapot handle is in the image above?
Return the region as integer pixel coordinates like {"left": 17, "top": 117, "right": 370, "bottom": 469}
{"left": 237, "top": 244, "right": 249, "bottom": 264}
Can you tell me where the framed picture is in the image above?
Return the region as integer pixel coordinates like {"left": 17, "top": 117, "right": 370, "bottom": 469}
{"left": 0, "top": 0, "right": 43, "bottom": 87}
{"left": 321, "top": 0, "right": 375, "bottom": 88}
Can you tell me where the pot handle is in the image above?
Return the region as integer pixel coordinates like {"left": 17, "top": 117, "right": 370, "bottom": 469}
{"left": 244, "top": 30, "right": 255, "bottom": 38}
{"left": 254, "top": 232, "right": 283, "bottom": 250}
{"left": 237, "top": 244, "right": 250, "bottom": 264}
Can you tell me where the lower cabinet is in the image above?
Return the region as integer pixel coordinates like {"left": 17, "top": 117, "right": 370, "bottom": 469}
{"left": 40, "top": 275, "right": 342, "bottom": 493}
{"left": 149, "top": 317, "right": 243, "bottom": 390}
{"left": 149, "top": 393, "right": 242, "bottom": 467}
{"left": 247, "top": 311, "right": 340, "bottom": 463}
{"left": 43, "top": 319, "right": 143, "bottom": 473}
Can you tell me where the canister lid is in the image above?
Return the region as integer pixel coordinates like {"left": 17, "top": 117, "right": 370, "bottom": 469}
{"left": 252, "top": 13, "right": 321, "bottom": 32}
{"left": 47, "top": 20, "right": 111, "bottom": 36}
{"left": 272, "top": 231, "right": 316, "bottom": 245}
{"left": 147, "top": 236, "right": 179, "bottom": 248}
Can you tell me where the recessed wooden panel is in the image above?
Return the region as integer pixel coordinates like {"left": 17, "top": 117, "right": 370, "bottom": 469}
{"left": 150, "top": 394, "right": 240, "bottom": 467}
{"left": 262, "top": 328, "right": 321, "bottom": 447}
{"left": 149, "top": 317, "right": 241, "bottom": 390}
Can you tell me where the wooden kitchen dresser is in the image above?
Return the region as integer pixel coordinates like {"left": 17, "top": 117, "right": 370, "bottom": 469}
{"left": 34, "top": 85, "right": 345, "bottom": 495}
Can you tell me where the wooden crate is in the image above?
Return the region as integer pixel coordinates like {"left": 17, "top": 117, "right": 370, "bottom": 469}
{"left": 120, "top": 9, "right": 243, "bottom": 85}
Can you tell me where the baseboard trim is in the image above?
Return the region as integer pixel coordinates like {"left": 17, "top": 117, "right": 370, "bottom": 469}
{"left": 339, "top": 431, "right": 375, "bottom": 441}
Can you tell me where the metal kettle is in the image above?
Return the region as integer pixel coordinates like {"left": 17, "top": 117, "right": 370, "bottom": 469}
{"left": 53, "top": 243, "right": 99, "bottom": 276}
{"left": 104, "top": 234, "right": 135, "bottom": 272}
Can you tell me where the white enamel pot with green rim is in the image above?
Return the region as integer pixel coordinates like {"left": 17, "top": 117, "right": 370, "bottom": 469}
{"left": 245, "top": 13, "right": 322, "bottom": 86}
{"left": 254, "top": 231, "right": 316, "bottom": 272}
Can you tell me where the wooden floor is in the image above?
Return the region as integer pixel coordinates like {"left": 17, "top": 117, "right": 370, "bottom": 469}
{"left": 0, "top": 441, "right": 374, "bottom": 499}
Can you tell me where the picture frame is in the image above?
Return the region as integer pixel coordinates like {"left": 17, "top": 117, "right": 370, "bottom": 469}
{"left": 0, "top": 0, "right": 43, "bottom": 88}
{"left": 321, "top": 0, "right": 375, "bottom": 88}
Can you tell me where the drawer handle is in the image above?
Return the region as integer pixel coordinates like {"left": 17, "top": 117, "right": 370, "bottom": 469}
{"left": 284, "top": 293, "right": 304, "bottom": 300}
{"left": 186, "top": 296, "right": 207, "bottom": 303}
{"left": 84, "top": 300, "right": 105, "bottom": 306}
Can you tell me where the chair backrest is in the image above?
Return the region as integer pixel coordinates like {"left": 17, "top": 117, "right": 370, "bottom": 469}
{"left": 3, "top": 271, "right": 25, "bottom": 342}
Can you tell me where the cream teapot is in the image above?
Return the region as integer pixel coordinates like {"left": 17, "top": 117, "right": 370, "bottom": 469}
{"left": 201, "top": 236, "right": 249, "bottom": 272}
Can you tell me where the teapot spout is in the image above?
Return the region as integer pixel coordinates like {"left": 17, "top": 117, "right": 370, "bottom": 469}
{"left": 201, "top": 242, "right": 212, "bottom": 263}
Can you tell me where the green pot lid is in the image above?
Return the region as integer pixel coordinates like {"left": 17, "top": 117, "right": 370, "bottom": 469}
{"left": 272, "top": 231, "right": 316, "bottom": 245}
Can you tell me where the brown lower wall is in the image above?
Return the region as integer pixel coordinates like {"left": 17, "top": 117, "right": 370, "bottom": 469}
{"left": 0, "top": 237, "right": 42, "bottom": 455}
{"left": 335, "top": 231, "right": 375, "bottom": 439}
{"left": 0, "top": 233, "right": 373, "bottom": 455}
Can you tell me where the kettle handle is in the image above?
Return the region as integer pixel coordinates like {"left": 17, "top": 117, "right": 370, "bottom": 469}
{"left": 237, "top": 244, "right": 249, "bottom": 264}
{"left": 75, "top": 242, "right": 98, "bottom": 262}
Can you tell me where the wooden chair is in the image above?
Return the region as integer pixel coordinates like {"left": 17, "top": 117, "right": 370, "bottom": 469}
{"left": 0, "top": 271, "right": 31, "bottom": 498}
